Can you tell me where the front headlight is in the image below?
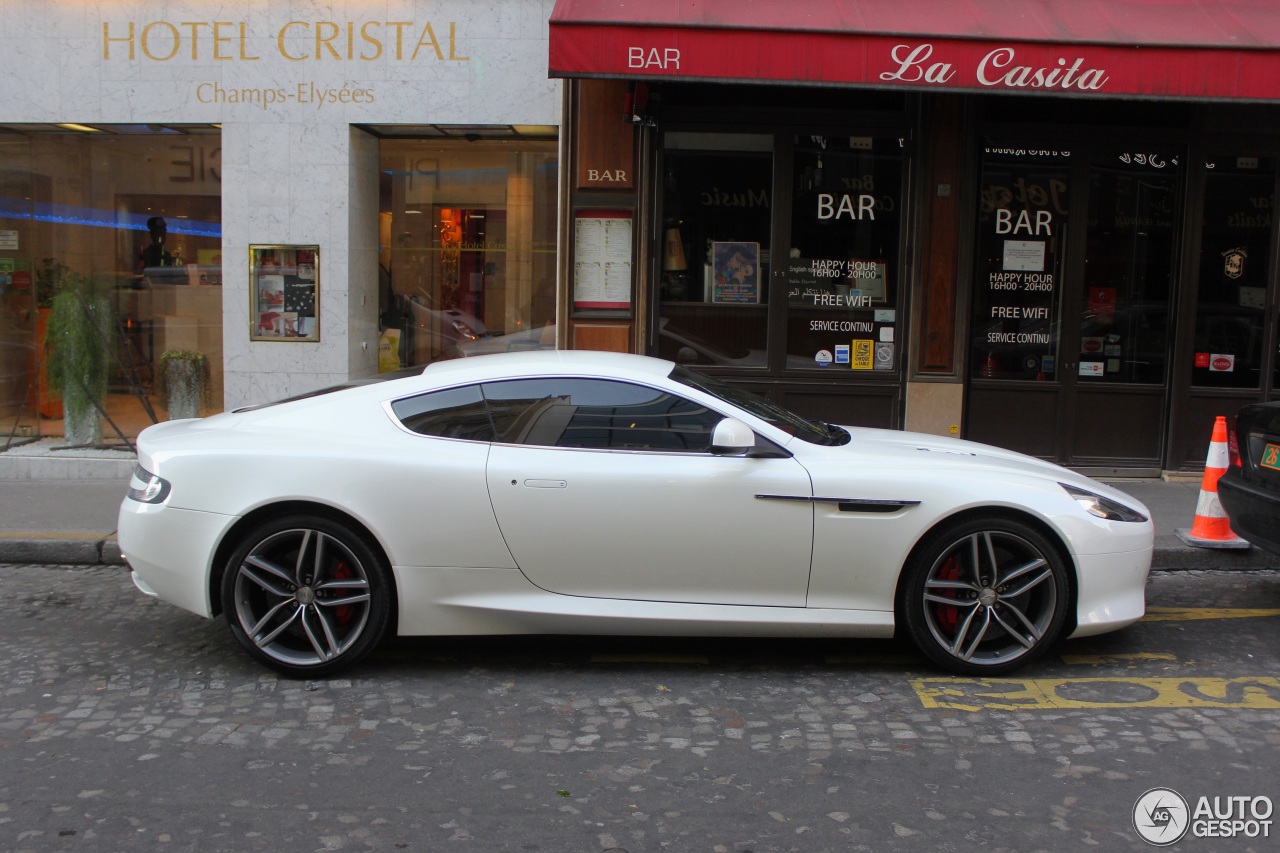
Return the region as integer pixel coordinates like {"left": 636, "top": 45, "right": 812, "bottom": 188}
{"left": 1060, "top": 483, "right": 1147, "bottom": 523}
{"left": 127, "top": 464, "right": 171, "bottom": 504}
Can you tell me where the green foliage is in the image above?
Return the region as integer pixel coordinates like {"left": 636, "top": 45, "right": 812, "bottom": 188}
{"left": 34, "top": 258, "right": 74, "bottom": 309}
{"left": 156, "top": 350, "right": 214, "bottom": 413}
{"left": 44, "top": 279, "right": 114, "bottom": 427}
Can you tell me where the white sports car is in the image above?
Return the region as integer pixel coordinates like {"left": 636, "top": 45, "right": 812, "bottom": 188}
{"left": 120, "top": 351, "right": 1153, "bottom": 678}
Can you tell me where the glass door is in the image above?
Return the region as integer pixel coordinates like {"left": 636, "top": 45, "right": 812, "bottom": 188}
{"left": 1170, "top": 154, "right": 1278, "bottom": 469}
{"left": 652, "top": 129, "right": 909, "bottom": 429}
{"left": 967, "top": 146, "right": 1181, "bottom": 473}
{"left": 782, "top": 135, "right": 904, "bottom": 375}
{"left": 966, "top": 149, "right": 1072, "bottom": 459}
{"left": 1062, "top": 151, "right": 1179, "bottom": 467}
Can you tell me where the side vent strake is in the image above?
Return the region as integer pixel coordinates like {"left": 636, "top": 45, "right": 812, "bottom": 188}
{"left": 756, "top": 495, "right": 920, "bottom": 513}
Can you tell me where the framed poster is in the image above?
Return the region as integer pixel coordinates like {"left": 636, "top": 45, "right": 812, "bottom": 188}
{"left": 711, "top": 241, "right": 760, "bottom": 304}
{"left": 250, "top": 245, "right": 319, "bottom": 341}
{"left": 573, "top": 209, "right": 632, "bottom": 310}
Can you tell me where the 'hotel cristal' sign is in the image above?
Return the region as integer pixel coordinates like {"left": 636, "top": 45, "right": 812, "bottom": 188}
{"left": 102, "top": 21, "right": 469, "bottom": 62}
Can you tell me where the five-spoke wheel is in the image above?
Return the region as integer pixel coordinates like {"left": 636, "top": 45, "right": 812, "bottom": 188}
{"left": 221, "top": 515, "right": 391, "bottom": 677}
{"left": 901, "top": 517, "right": 1069, "bottom": 675}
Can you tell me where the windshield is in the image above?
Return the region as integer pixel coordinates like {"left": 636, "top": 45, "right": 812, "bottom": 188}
{"left": 670, "top": 366, "right": 849, "bottom": 446}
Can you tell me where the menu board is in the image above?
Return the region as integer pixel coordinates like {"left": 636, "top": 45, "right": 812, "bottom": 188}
{"left": 573, "top": 209, "right": 632, "bottom": 310}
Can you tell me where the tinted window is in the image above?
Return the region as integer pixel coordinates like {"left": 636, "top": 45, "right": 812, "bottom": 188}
{"left": 391, "top": 385, "right": 495, "bottom": 440}
{"left": 670, "top": 366, "right": 843, "bottom": 445}
{"left": 481, "top": 378, "right": 720, "bottom": 451}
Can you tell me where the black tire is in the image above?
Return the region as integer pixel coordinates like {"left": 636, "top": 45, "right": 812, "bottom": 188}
{"left": 220, "top": 514, "right": 391, "bottom": 677}
{"left": 900, "top": 516, "right": 1070, "bottom": 676}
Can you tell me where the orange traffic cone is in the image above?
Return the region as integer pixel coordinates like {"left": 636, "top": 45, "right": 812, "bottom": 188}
{"left": 1175, "top": 416, "right": 1250, "bottom": 549}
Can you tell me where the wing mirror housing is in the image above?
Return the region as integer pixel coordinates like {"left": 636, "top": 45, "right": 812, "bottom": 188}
{"left": 710, "top": 417, "right": 757, "bottom": 456}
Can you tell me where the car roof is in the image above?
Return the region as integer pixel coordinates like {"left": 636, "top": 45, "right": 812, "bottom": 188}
{"left": 423, "top": 349, "right": 678, "bottom": 383}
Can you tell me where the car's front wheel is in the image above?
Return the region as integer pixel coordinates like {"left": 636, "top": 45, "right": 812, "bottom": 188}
{"left": 221, "top": 515, "right": 391, "bottom": 677}
{"left": 900, "top": 516, "right": 1070, "bottom": 676}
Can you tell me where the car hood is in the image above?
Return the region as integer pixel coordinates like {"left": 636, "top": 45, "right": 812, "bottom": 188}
{"left": 829, "top": 425, "right": 1143, "bottom": 504}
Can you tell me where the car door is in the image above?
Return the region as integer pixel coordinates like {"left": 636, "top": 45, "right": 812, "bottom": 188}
{"left": 483, "top": 377, "right": 814, "bottom": 606}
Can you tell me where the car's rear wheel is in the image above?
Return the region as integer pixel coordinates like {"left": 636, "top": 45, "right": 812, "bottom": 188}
{"left": 900, "top": 516, "right": 1069, "bottom": 676}
{"left": 221, "top": 515, "right": 391, "bottom": 677}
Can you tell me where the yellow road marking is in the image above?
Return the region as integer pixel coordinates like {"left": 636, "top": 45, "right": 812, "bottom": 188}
{"left": 1060, "top": 652, "right": 1178, "bottom": 665}
{"left": 912, "top": 676, "right": 1280, "bottom": 711}
{"left": 1144, "top": 607, "right": 1280, "bottom": 621}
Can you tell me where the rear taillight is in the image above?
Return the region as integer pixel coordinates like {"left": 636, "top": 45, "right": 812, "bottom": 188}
{"left": 1227, "top": 417, "right": 1242, "bottom": 467}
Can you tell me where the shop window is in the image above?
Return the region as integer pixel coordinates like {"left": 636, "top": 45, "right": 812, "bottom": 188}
{"left": 970, "top": 151, "right": 1070, "bottom": 381}
{"left": 656, "top": 133, "right": 771, "bottom": 368}
{"left": 1076, "top": 155, "right": 1178, "bottom": 385}
{"left": 785, "top": 136, "right": 902, "bottom": 371}
{"left": 0, "top": 128, "right": 223, "bottom": 443}
{"left": 376, "top": 139, "right": 558, "bottom": 371}
{"left": 1192, "top": 156, "right": 1275, "bottom": 390}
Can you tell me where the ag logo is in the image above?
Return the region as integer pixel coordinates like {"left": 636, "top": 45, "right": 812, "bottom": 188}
{"left": 1133, "top": 787, "right": 1190, "bottom": 846}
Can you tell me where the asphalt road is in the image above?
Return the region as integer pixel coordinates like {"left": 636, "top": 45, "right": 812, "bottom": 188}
{"left": 1, "top": 564, "right": 1278, "bottom": 852}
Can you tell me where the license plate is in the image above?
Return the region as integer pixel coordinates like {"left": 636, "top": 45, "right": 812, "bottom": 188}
{"left": 1261, "top": 443, "right": 1280, "bottom": 471}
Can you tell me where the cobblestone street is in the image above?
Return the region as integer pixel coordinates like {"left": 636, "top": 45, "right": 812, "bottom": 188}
{"left": 1, "top": 565, "right": 1278, "bottom": 851}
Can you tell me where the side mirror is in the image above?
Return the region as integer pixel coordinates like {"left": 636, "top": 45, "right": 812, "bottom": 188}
{"left": 710, "top": 417, "right": 756, "bottom": 456}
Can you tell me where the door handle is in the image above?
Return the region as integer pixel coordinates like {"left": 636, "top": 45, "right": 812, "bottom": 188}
{"left": 523, "top": 479, "right": 567, "bottom": 489}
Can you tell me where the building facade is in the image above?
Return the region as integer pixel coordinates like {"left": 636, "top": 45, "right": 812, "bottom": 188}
{"left": 3, "top": 0, "right": 1279, "bottom": 477}
{"left": 0, "top": 0, "right": 560, "bottom": 442}
{"left": 549, "top": 0, "right": 1280, "bottom": 476}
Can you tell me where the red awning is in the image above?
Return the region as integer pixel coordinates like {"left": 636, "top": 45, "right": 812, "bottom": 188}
{"left": 549, "top": 0, "right": 1280, "bottom": 100}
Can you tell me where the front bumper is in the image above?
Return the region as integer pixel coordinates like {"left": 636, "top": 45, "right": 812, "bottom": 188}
{"left": 1069, "top": 545, "right": 1153, "bottom": 638}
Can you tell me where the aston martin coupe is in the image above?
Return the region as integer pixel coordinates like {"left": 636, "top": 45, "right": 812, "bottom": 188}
{"left": 120, "top": 351, "right": 1153, "bottom": 677}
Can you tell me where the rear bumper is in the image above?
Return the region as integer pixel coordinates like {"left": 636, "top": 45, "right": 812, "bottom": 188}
{"left": 118, "top": 498, "right": 234, "bottom": 619}
{"left": 1218, "top": 467, "right": 1280, "bottom": 555}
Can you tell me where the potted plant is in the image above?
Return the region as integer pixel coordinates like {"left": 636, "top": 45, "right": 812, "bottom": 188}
{"left": 44, "top": 274, "right": 114, "bottom": 447}
{"left": 35, "top": 257, "right": 72, "bottom": 309}
{"left": 29, "top": 258, "right": 74, "bottom": 418}
{"left": 156, "top": 350, "right": 213, "bottom": 420}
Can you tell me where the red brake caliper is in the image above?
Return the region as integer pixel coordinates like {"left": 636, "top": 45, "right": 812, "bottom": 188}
{"left": 332, "top": 560, "right": 355, "bottom": 626}
{"left": 934, "top": 555, "right": 960, "bottom": 634}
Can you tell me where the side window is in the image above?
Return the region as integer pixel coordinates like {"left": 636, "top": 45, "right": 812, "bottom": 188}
{"left": 481, "top": 378, "right": 722, "bottom": 451}
{"left": 390, "top": 385, "right": 495, "bottom": 440}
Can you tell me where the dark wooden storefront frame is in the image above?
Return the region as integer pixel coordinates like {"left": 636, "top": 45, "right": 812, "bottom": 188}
{"left": 636, "top": 86, "right": 920, "bottom": 429}
{"left": 969, "top": 103, "right": 1280, "bottom": 475}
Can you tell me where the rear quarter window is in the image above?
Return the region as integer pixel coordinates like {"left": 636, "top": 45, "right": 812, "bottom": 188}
{"left": 391, "top": 385, "right": 495, "bottom": 440}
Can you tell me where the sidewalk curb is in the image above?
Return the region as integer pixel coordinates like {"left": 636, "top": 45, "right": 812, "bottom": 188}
{"left": 1147, "top": 545, "right": 1277, "bottom": 571}
{"left": 0, "top": 535, "right": 124, "bottom": 566}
